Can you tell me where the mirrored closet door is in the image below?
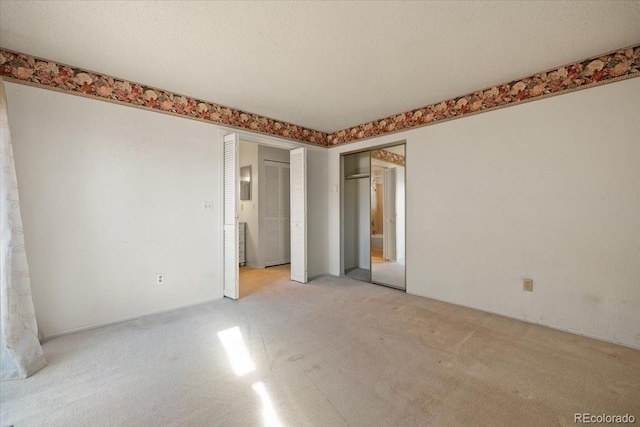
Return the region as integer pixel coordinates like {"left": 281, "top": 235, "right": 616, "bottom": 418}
{"left": 342, "top": 144, "right": 405, "bottom": 290}
{"left": 370, "top": 145, "right": 405, "bottom": 289}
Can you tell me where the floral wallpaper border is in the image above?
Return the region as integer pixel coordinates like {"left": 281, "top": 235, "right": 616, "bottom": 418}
{"left": 0, "top": 49, "right": 328, "bottom": 146}
{"left": 327, "top": 44, "right": 640, "bottom": 146}
{"left": 372, "top": 149, "right": 405, "bottom": 167}
{"left": 1, "top": 45, "right": 638, "bottom": 148}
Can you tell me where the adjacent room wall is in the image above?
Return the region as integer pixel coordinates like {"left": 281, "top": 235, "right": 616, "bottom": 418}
{"left": 328, "top": 77, "right": 640, "bottom": 349}
{"left": 6, "top": 83, "right": 329, "bottom": 337}
{"left": 239, "top": 140, "right": 260, "bottom": 267}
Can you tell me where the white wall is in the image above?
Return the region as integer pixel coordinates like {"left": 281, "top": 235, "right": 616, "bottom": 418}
{"left": 6, "top": 83, "right": 223, "bottom": 337}
{"left": 6, "top": 83, "right": 329, "bottom": 337}
{"left": 328, "top": 77, "right": 640, "bottom": 349}
{"left": 239, "top": 140, "right": 259, "bottom": 266}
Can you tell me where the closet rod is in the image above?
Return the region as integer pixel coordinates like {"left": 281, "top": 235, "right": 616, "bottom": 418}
{"left": 345, "top": 173, "right": 370, "bottom": 180}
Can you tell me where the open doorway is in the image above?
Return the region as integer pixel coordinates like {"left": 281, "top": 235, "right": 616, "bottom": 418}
{"left": 222, "top": 133, "right": 307, "bottom": 300}
{"left": 238, "top": 140, "right": 292, "bottom": 297}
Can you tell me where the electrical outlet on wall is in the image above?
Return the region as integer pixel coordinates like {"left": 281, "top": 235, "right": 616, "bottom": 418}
{"left": 523, "top": 278, "right": 533, "bottom": 292}
{"left": 202, "top": 201, "right": 214, "bottom": 211}
{"left": 157, "top": 274, "right": 165, "bottom": 285}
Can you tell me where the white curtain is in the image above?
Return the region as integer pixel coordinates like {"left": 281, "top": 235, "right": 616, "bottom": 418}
{"left": 0, "top": 77, "right": 47, "bottom": 380}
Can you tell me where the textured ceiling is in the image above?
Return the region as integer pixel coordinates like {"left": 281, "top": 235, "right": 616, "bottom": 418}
{"left": 1, "top": 1, "right": 639, "bottom": 133}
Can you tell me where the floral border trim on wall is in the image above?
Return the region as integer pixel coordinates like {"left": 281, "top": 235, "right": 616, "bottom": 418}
{"left": 0, "top": 49, "right": 328, "bottom": 146}
{"left": 327, "top": 45, "right": 640, "bottom": 146}
{"left": 1, "top": 45, "right": 638, "bottom": 148}
{"left": 372, "top": 150, "right": 405, "bottom": 167}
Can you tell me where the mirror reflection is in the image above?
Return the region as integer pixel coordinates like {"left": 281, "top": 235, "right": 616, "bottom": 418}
{"left": 371, "top": 145, "right": 405, "bottom": 289}
{"left": 240, "top": 165, "right": 252, "bottom": 201}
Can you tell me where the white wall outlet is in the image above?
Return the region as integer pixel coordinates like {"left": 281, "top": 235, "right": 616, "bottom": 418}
{"left": 202, "top": 201, "right": 214, "bottom": 211}
{"left": 523, "top": 278, "right": 533, "bottom": 292}
{"left": 157, "top": 274, "right": 165, "bottom": 285}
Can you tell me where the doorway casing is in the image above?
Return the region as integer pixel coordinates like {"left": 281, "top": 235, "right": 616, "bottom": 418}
{"left": 221, "top": 130, "right": 308, "bottom": 299}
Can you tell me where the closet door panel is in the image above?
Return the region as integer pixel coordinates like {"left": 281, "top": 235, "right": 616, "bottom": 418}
{"left": 263, "top": 217, "right": 281, "bottom": 266}
{"left": 264, "top": 162, "right": 280, "bottom": 218}
{"left": 263, "top": 160, "right": 290, "bottom": 267}
{"left": 223, "top": 133, "right": 239, "bottom": 299}
{"left": 263, "top": 161, "right": 281, "bottom": 267}
{"left": 290, "top": 148, "right": 307, "bottom": 283}
{"left": 281, "top": 165, "right": 291, "bottom": 263}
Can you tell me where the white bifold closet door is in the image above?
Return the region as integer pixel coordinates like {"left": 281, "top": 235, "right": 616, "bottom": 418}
{"left": 223, "top": 133, "right": 239, "bottom": 299}
{"left": 263, "top": 160, "right": 291, "bottom": 267}
{"left": 290, "top": 147, "right": 307, "bottom": 283}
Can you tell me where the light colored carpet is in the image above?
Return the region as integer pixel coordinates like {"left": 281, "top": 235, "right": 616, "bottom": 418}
{"left": 2, "top": 272, "right": 639, "bottom": 426}
{"left": 345, "top": 267, "right": 370, "bottom": 282}
{"left": 372, "top": 251, "right": 405, "bottom": 289}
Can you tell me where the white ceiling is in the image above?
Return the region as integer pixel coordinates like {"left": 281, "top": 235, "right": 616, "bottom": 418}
{"left": 1, "top": 1, "right": 639, "bottom": 133}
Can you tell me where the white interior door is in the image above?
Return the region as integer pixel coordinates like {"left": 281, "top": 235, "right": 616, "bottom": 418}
{"left": 263, "top": 161, "right": 290, "bottom": 267}
{"left": 290, "top": 147, "right": 307, "bottom": 283}
{"left": 223, "top": 133, "right": 239, "bottom": 299}
{"left": 383, "top": 168, "right": 397, "bottom": 261}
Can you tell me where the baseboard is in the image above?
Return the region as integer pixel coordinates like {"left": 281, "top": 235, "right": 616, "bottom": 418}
{"left": 407, "top": 291, "right": 640, "bottom": 351}
{"left": 244, "top": 263, "right": 264, "bottom": 269}
{"left": 42, "top": 297, "right": 222, "bottom": 341}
